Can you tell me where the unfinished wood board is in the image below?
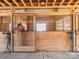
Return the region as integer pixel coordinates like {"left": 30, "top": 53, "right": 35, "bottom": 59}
{"left": 0, "top": 23, "right": 9, "bottom": 32}
{"left": 36, "top": 32, "right": 72, "bottom": 51}
{"left": 0, "top": 32, "right": 7, "bottom": 52}
{"left": 14, "top": 32, "right": 35, "bottom": 52}
{"left": 76, "top": 32, "right": 79, "bottom": 51}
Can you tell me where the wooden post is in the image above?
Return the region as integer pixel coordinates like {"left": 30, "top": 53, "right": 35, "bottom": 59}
{"left": 10, "top": 8, "right": 16, "bottom": 52}
{"left": 33, "top": 16, "right": 36, "bottom": 50}
{"left": 71, "top": 7, "right": 76, "bottom": 51}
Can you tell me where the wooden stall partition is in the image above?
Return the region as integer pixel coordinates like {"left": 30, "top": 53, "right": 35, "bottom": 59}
{"left": 36, "top": 31, "right": 72, "bottom": 51}
{"left": 13, "top": 13, "right": 73, "bottom": 52}
{"left": 0, "top": 16, "right": 11, "bottom": 52}
{"left": 14, "top": 32, "right": 35, "bottom": 52}
{"left": 13, "top": 14, "right": 35, "bottom": 52}
{"left": 35, "top": 15, "right": 72, "bottom": 51}
{"left": 0, "top": 32, "right": 7, "bottom": 52}
{"left": 76, "top": 32, "right": 79, "bottom": 51}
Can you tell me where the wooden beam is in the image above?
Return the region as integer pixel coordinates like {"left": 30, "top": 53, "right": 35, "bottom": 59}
{"left": 0, "top": 6, "right": 72, "bottom": 9}
{"left": 67, "top": 0, "right": 73, "bottom": 5}
{"left": 12, "top": 0, "right": 19, "bottom": 6}
{"left": 12, "top": 12, "right": 73, "bottom": 15}
{"left": 60, "top": 0, "right": 65, "bottom": 6}
{"left": 52, "top": 0, "right": 56, "bottom": 6}
{"left": 74, "top": 0, "right": 79, "bottom": 5}
{"left": 0, "top": 13, "right": 10, "bottom": 16}
{"left": 21, "top": 0, "right": 27, "bottom": 7}
{"left": 29, "top": 0, "right": 33, "bottom": 6}
{"left": 38, "top": 0, "right": 40, "bottom": 6}
{"left": 11, "top": 8, "right": 16, "bottom": 13}
{"left": 35, "top": 12, "right": 73, "bottom": 16}
{"left": 46, "top": 0, "right": 48, "bottom": 6}
{"left": 4, "top": 0, "right": 12, "bottom": 7}
{"left": 14, "top": 5, "right": 72, "bottom": 8}
{"left": 0, "top": 5, "right": 79, "bottom": 9}
{"left": 0, "top": 11, "right": 72, "bottom": 16}
{"left": 0, "top": 2, "right": 6, "bottom": 7}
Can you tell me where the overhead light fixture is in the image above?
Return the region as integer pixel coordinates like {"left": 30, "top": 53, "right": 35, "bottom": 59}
{"left": 41, "top": 2, "right": 45, "bottom": 5}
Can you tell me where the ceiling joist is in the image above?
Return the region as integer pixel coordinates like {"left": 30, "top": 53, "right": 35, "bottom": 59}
{"left": 52, "top": 0, "right": 56, "bottom": 6}
{"left": 0, "top": 0, "right": 79, "bottom": 9}
{"left": 46, "top": 0, "right": 48, "bottom": 6}
{"left": 12, "top": 0, "right": 19, "bottom": 6}
{"left": 67, "top": 0, "right": 73, "bottom": 5}
{"left": 4, "top": 0, "right": 12, "bottom": 7}
{"left": 0, "top": 5, "right": 74, "bottom": 9}
{"left": 38, "top": 0, "right": 40, "bottom": 6}
{"left": 0, "top": 2, "right": 6, "bottom": 7}
{"left": 21, "top": 0, "right": 27, "bottom": 7}
{"left": 60, "top": 0, "right": 65, "bottom": 6}
{"left": 29, "top": 0, "right": 33, "bottom": 6}
{"left": 75, "top": 0, "right": 79, "bottom": 5}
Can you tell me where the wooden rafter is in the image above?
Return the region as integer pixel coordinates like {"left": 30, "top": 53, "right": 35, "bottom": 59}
{"left": 12, "top": 0, "right": 19, "bottom": 6}
{"left": 1, "top": 4, "right": 79, "bottom": 9}
{"left": 0, "top": 5, "right": 74, "bottom": 9}
{"left": 29, "top": 0, "right": 33, "bottom": 6}
{"left": 0, "top": 2, "right": 6, "bottom": 7}
{"left": 38, "top": 0, "right": 40, "bottom": 6}
{"left": 46, "top": 0, "right": 48, "bottom": 6}
{"left": 4, "top": 0, "right": 12, "bottom": 7}
{"left": 60, "top": 0, "right": 65, "bottom": 6}
{"left": 67, "top": 0, "right": 73, "bottom": 5}
{"left": 21, "top": 0, "right": 27, "bottom": 7}
{"left": 52, "top": 0, "right": 56, "bottom": 6}
{"left": 0, "top": 5, "right": 75, "bottom": 9}
{"left": 74, "top": 0, "right": 79, "bottom": 5}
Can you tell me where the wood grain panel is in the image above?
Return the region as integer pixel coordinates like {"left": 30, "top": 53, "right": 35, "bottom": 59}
{"left": 14, "top": 32, "right": 35, "bottom": 52}
{"left": 36, "top": 32, "right": 72, "bottom": 51}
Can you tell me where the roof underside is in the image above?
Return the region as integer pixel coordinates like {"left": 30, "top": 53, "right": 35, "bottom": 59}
{"left": 0, "top": 0, "right": 79, "bottom": 9}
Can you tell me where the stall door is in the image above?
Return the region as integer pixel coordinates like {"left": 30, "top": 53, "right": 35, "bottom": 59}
{"left": 35, "top": 15, "right": 73, "bottom": 51}
{"left": 0, "top": 16, "right": 11, "bottom": 52}
{"left": 13, "top": 14, "right": 35, "bottom": 52}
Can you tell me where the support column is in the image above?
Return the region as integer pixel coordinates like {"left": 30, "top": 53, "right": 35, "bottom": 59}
{"left": 10, "top": 8, "right": 16, "bottom": 52}
{"left": 71, "top": 7, "right": 76, "bottom": 51}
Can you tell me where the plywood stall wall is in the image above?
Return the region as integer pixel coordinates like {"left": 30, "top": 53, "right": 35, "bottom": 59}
{"left": 76, "top": 32, "right": 79, "bottom": 51}
{"left": 14, "top": 32, "right": 35, "bottom": 51}
{"left": 14, "top": 32, "right": 72, "bottom": 52}
{"left": 0, "top": 17, "right": 10, "bottom": 32}
{"left": 35, "top": 16, "right": 72, "bottom": 51}
{"left": 13, "top": 14, "right": 72, "bottom": 52}
{"left": 0, "top": 16, "right": 10, "bottom": 52}
{"left": 36, "top": 32, "right": 72, "bottom": 51}
{"left": 0, "top": 32, "right": 7, "bottom": 52}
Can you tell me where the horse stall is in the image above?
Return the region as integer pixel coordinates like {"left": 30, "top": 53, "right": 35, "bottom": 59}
{"left": 0, "top": 15, "right": 11, "bottom": 52}
{"left": 35, "top": 15, "right": 73, "bottom": 51}
{"left": 13, "top": 13, "right": 73, "bottom": 52}
{"left": 13, "top": 14, "right": 35, "bottom": 52}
